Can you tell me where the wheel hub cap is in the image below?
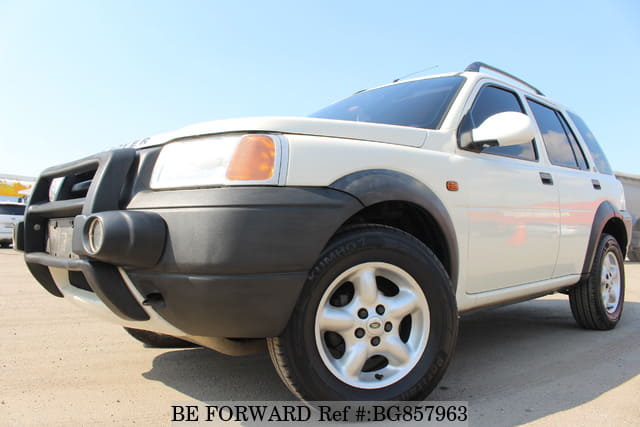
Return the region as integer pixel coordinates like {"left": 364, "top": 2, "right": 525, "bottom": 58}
{"left": 367, "top": 318, "right": 383, "bottom": 336}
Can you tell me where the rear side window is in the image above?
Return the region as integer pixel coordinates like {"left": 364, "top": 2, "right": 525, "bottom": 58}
{"left": 465, "top": 85, "right": 537, "bottom": 161}
{"left": 0, "top": 205, "right": 25, "bottom": 215}
{"left": 567, "top": 112, "right": 613, "bottom": 175}
{"left": 527, "top": 100, "right": 588, "bottom": 170}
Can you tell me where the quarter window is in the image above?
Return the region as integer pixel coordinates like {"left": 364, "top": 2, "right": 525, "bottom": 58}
{"left": 527, "top": 100, "right": 588, "bottom": 170}
{"left": 567, "top": 112, "right": 613, "bottom": 175}
{"left": 559, "top": 114, "right": 589, "bottom": 170}
{"left": 464, "top": 85, "right": 537, "bottom": 161}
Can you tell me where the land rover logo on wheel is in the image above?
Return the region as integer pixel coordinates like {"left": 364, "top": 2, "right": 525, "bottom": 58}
{"left": 369, "top": 321, "right": 381, "bottom": 329}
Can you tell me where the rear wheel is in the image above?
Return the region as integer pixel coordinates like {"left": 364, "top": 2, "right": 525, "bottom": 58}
{"left": 268, "top": 225, "right": 458, "bottom": 401}
{"left": 124, "top": 327, "right": 198, "bottom": 348}
{"left": 569, "top": 233, "right": 625, "bottom": 330}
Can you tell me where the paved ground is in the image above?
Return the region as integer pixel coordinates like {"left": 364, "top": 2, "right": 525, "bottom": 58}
{"left": 1, "top": 247, "right": 639, "bottom": 426}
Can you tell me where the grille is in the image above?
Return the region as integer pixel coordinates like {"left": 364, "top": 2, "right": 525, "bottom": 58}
{"left": 24, "top": 149, "right": 137, "bottom": 254}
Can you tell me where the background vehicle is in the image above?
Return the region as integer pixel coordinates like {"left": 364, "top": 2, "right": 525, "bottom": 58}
{"left": 628, "top": 220, "right": 640, "bottom": 262}
{"left": 616, "top": 173, "right": 640, "bottom": 261}
{"left": 0, "top": 202, "right": 25, "bottom": 248}
{"left": 17, "top": 62, "right": 632, "bottom": 401}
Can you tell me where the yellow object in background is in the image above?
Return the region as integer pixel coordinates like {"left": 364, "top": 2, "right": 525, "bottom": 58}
{"left": 0, "top": 179, "right": 33, "bottom": 197}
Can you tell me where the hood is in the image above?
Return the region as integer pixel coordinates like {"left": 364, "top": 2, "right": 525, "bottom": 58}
{"left": 134, "top": 117, "right": 429, "bottom": 148}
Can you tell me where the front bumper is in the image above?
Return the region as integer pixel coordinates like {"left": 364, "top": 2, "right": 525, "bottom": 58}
{"left": 21, "top": 148, "right": 362, "bottom": 338}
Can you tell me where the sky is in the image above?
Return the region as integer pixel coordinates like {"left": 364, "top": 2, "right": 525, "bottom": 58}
{"left": 1, "top": 0, "right": 639, "bottom": 177}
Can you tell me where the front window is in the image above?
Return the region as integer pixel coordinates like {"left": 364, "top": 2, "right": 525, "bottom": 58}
{"left": 463, "top": 85, "right": 537, "bottom": 161}
{"left": 310, "top": 76, "right": 464, "bottom": 130}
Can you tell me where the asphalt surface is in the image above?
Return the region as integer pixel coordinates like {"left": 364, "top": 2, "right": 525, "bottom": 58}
{"left": 1, "top": 247, "right": 639, "bottom": 426}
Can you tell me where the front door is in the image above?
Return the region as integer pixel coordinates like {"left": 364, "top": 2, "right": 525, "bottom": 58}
{"left": 458, "top": 84, "right": 560, "bottom": 293}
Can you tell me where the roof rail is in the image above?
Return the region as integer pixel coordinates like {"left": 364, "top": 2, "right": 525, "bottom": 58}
{"left": 465, "top": 61, "right": 544, "bottom": 95}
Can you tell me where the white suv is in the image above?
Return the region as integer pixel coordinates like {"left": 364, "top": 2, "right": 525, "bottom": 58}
{"left": 0, "top": 202, "right": 25, "bottom": 248}
{"left": 18, "top": 62, "right": 632, "bottom": 401}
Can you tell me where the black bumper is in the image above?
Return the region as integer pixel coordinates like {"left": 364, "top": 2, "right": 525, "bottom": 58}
{"left": 22, "top": 148, "right": 363, "bottom": 337}
{"left": 123, "top": 186, "right": 363, "bottom": 337}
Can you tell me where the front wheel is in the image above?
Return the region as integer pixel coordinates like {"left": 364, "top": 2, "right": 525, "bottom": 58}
{"left": 268, "top": 225, "right": 458, "bottom": 401}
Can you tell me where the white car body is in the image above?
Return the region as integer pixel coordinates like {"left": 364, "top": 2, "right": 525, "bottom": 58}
{"left": 135, "top": 71, "right": 627, "bottom": 312}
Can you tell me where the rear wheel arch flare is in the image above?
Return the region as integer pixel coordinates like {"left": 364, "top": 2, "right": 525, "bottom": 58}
{"left": 582, "top": 201, "right": 629, "bottom": 276}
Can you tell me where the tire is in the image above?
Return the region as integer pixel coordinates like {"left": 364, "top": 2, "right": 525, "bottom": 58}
{"left": 569, "top": 233, "right": 625, "bottom": 330}
{"left": 124, "top": 327, "right": 198, "bottom": 348}
{"left": 268, "top": 225, "right": 458, "bottom": 401}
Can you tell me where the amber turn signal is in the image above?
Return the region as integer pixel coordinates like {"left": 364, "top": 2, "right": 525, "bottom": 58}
{"left": 446, "top": 181, "right": 459, "bottom": 191}
{"left": 226, "top": 135, "right": 276, "bottom": 181}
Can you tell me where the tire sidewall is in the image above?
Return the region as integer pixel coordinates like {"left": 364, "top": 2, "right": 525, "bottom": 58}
{"left": 282, "top": 227, "right": 457, "bottom": 401}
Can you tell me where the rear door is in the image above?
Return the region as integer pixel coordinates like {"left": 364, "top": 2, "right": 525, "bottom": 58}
{"left": 525, "top": 100, "right": 621, "bottom": 276}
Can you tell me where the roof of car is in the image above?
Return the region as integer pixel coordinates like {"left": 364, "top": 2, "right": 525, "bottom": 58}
{"left": 368, "top": 62, "right": 554, "bottom": 104}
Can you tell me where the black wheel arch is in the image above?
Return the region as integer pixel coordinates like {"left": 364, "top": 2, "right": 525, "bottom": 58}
{"left": 329, "top": 169, "right": 459, "bottom": 290}
{"left": 582, "top": 201, "right": 629, "bottom": 278}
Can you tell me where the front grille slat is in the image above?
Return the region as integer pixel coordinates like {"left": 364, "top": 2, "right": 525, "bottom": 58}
{"left": 69, "top": 179, "right": 92, "bottom": 197}
{"left": 58, "top": 172, "right": 95, "bottom": 201}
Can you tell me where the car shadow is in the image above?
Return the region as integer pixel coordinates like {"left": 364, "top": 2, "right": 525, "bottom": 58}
{"left": 142, "top": 347, "right": 293, "bottom": 401}
{"left": 143, "top": 296, "right": 640, "bottom": 425}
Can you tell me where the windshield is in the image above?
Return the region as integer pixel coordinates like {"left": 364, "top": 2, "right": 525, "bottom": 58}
{"left": 310, "top": 76, "right": 464, "bottom": 130}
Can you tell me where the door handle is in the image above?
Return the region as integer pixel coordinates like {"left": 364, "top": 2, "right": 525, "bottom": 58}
{"left": 540, "top": 172, "right": 554, "bottom": 185}
{"left": 592, "top": 179, "right": 601, "bottom": 190}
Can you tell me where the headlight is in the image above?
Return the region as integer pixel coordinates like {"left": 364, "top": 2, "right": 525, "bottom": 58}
{"left": 150, "top": 133, "right": 287, "bottom": 189}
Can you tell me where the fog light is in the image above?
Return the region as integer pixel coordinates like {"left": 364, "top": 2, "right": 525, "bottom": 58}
{"left": 86, "top": 217, "right": 104, "bottom": 254}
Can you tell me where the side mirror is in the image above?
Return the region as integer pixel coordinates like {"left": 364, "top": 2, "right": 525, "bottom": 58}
{"left": 468, "top": 111, "right": 536, "bottom": 149}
